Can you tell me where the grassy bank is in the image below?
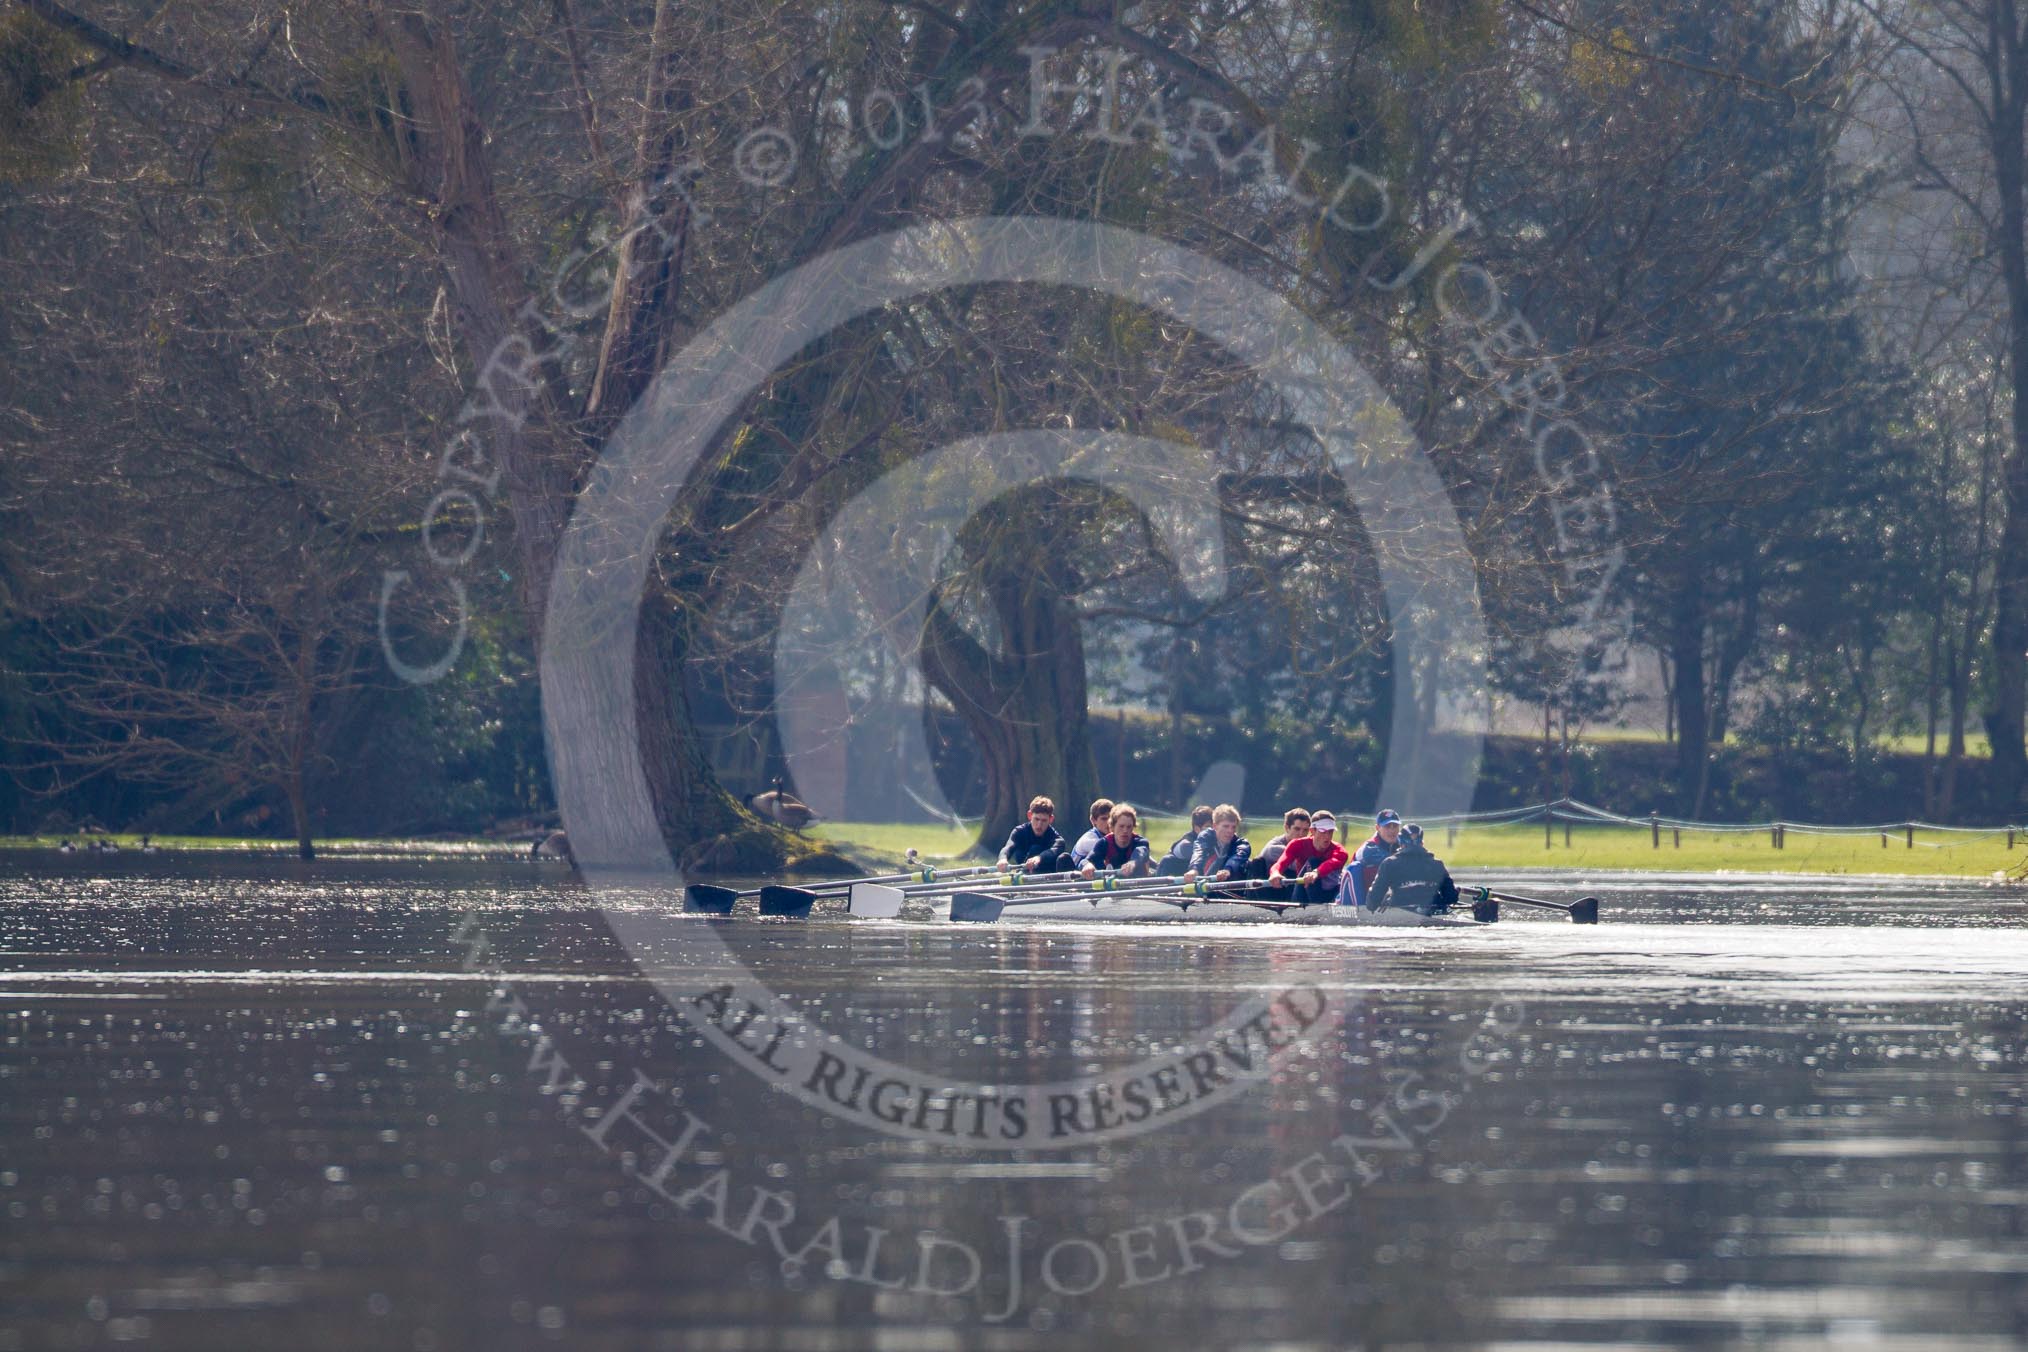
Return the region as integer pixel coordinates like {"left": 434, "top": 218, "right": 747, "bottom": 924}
{"left": 11, "top": 821, "right": 2018, "bottom": 879}
{"left": 809, "top": 818, "right": 2027, "bottom": 878}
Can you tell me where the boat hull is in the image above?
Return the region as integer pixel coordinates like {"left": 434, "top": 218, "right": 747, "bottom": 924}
{"left": 940, "top": 895, "right": 1296, "bottom": 923}
{"left": 932, "top": 896, "right": 1489, "bottom": 926}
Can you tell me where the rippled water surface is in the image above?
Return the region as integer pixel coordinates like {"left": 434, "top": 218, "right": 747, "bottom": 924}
{"left": 3, "top": 855, "right": 2026, "bottom": 1350}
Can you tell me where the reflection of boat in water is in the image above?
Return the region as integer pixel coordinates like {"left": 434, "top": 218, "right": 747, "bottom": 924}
{"left": 1288, "top": 903, "right": 1490, "bottom": 928}
{"left": 928, "top": 891, "right": 1499, "bottom": 927}
{"left": 937, "top": 894, "right": 1315, "bottom": 925}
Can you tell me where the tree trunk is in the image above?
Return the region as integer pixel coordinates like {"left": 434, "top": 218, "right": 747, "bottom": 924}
{"left": 920, "top": 581, "right": 1099, "bottom": 858}
{"left": 1923, "top": 601, "right": 1943, "bottom": 815}
{"left": 382, "top": 9, "right": 767, "bottom": 865}
{"left": 1670, "top": 573, "right": 1709, "bottom": 813}
{"left": 1944, "top": 630, "right": 1973, "bottom": 820}
{"left": 1706, "top": 564, "right": 1759, "bottom": 747}
{"left": 635, "top": 601, "right": 763, "bottom": 851}
{"left": 584, "top": 0, "right": 692, "bottom": 425}
{"left": 287, "top": 611, "right": 317, "bottom": 861}
{"left": 1989, "top": 49, "right": 2028, "bottom": 806}
{"left": 285, "top": 768, "right": 314, "bottom": 861}
{"left": 1540, "top": 699, "right": 1555, "bottom": 816}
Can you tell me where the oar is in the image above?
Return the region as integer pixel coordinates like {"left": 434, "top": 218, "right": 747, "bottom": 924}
{"left": 1140, "top": 885, "right": 1304, "bottom": 919}
{"left": 771, "top": 862, "right": 1078, "bottom": 920}
{"left": 847, "top": 866, "right": 1098, "bottom": 917}
{"left": 1468, "top": 886, "right": 1601, "bottom": 924}
{"left": 949, "top": 877, "right": 1275, "bottom": 923}
{"left": 849, "top": 866, "right": 1185, "bottom": 917}
{"left": 683, "top": 856, "right": 996, "bottom": 915}
{"left": 757, "top": 864, "right": 1009, "bottom": 919}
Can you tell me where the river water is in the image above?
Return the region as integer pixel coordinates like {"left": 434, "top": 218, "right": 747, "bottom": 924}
{"left": 2, "top": 856, "right": 2025, "bottom": 1350}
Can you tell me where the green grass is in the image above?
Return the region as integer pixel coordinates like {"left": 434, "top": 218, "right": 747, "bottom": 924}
{"left": 811, "top": 818, "right": 2028, "bottom": 878}
{"left": 1435, "top": 821, "right": 2020, "bottom": 877}
{"left": 1517, "top": 726, "right": 1995, "bottom": 758}
{"left": 15, "top": 818, "right": 2020, "bottom": 879}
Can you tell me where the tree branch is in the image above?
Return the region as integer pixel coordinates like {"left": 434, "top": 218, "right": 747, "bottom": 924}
{"left": 14, "top": 0, "right": 328, "bottom": 115}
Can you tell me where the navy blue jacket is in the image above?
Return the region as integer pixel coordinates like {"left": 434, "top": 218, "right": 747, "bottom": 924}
{"left": 1164, "top": 828, "right": 1209, "bottom": 870}
{"left": 1366, "top": 838, "right": 1453, "bottom": 914}
{"left": 1088, "top": 832, "right": 1152, "bottom": 873}
{"left": 1190, "top": 832, "right": 1253, "bottom": 877}
{"left": 998, "top": 822, "right": 1066, "bottom": 870}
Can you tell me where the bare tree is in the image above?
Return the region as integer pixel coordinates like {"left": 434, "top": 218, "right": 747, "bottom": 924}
{"left": 1851, "top": 0, "right": 2028, "bottom": 804}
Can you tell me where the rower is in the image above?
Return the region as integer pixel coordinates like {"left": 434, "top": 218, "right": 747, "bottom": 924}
{"left": 1067, "top": 797, "right": 1115, "bottom": 873}
{"left": 998, "top": 796, "right": 1068, "bottom": 874}
{"left": 1079, "top": 803, "right": 1152, "bottom": 878}
{"left": 1158, "top": 805, "right": 1214, "bottom": 876}
{"left": 1340, "top": 808, "right": 1402, "bottom": 907}
{"left": 1365, "top": 822, "right": 1458, "bottom": 915}
{"left": 1269, "top": 811, "right": 1347, "bottom": 905}
{"left": 1254, "top": 806, "right": 1312, "bottom": 880}
{"left": 1184, "top": 804, "right": 1251, "bottom": 886}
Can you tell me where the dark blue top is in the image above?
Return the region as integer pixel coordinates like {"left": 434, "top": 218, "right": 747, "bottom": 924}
{"left": 1088, "top": 833, "right": 1151, "bottom": 872}
{"left": 1365, "top": 838, "right": 1451, "bottom": 913}
{"left": 998, "top": 822, "right": 1066, "bottom": 869}
{"left": 1164, "top": 828, "right": 1209, "bottom": 868}
{"left": 1189, "top": 831, "right": 1252, "bottom": 877}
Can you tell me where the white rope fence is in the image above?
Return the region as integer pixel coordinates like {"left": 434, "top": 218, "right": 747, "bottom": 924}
{"left": 1416, "top": 797, "right": 2028, "bottom": 854}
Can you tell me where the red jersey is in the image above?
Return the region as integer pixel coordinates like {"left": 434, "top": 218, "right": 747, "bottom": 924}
{"left": 1274, "top": 836, "right": 1347, "bottom": 883}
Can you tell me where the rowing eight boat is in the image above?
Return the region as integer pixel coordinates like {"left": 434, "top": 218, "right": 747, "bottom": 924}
{"left": 695, "top": 870, "right": 1597, "bottom": 926}
{"left": 933, "top": 892, "right": 1495, "bottom": 926}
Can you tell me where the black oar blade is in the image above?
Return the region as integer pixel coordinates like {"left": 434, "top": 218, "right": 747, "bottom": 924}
{"left": 684, "top": 884, "right": 739, "bottom": 915}
{"left": 1471, "top": 897, "right": 1500, "bottom": 924}
{"left": 1571, "top": 896, "right": 1601, "bottom": 925}
{"left": 759, "top": 885, "right": 818, "bottom": 918}
{"left": 949, "top": 891, "right": 1006, "bottom": 924}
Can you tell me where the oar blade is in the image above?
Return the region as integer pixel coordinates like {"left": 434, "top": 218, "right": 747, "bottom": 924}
{"left": 848, "top": 883, "right": 907, "bottom": 919}
{"left": 949, "top": 891, "right": 1006, "bottom": 924}
{"left": 684, "top": 884, "right": 739, "bottom": 915}
{"left": 759, "top": 885, "right": 818, "bottom": 918}
{"left": 1571, "top": 896, "right": 1601, "bottom": 925}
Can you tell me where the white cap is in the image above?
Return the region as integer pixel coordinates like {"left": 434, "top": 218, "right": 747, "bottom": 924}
{"left": 1310, "top": 813, "right": 1336, "bottom": 831}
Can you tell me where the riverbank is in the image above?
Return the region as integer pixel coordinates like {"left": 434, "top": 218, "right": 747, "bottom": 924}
{"left": 809, "top": 818, "right": 2028, "bottom": 879}
{"left": 8, "top": 820, "right": 2022, "bottom": 879}
{"left": 0, "top": 834, "right": 528, "bottom": 859}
